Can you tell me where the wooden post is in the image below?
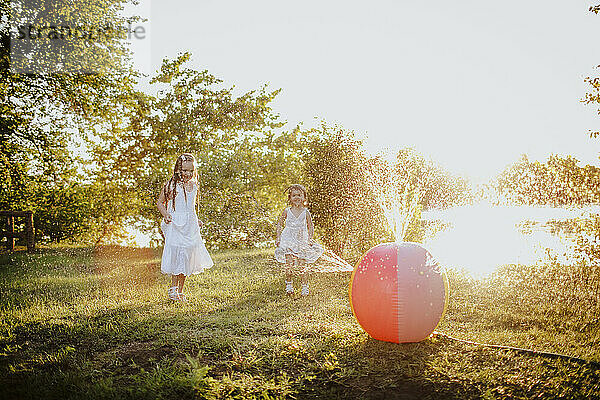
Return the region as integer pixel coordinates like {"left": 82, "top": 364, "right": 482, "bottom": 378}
{"left": 25, "top": 211, "right": 35, "bottom": 251}
{"left": 6, "top": 215, "right": 14, "bottom": 251}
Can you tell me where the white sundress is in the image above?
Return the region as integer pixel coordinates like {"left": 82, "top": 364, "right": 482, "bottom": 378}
{"left": 275, "top": 207, "right": 324, "bottom": 264}
{"left": 161, "top": 182, "right": 213, "bottom": 276}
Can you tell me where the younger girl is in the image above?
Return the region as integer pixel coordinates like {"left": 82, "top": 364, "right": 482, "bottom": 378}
{"left": 157, "top": 153, "right": 213, "bottom": 301}
{"left": 275, "top": 184, "right": 324, "bottom": 296}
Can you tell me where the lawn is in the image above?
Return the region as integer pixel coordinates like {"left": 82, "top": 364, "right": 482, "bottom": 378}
{"left": 0, "top": 246, "right": 599, "bottom": 399}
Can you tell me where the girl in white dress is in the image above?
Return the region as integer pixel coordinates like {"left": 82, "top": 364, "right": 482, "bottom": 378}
{"left": 157, "top": 153, "right": 213, "bottom": 301}
{"left": 275, "top": 184, "right": 324, "bottom": 296}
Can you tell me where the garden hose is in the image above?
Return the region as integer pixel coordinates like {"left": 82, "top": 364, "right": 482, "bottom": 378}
{"left": 433, "top": 331, "right": 600, "bottom": 368}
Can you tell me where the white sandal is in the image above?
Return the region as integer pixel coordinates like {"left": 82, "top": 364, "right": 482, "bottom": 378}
{"left": 285, "top": 281, "right": 294, "bottom": 296}
{"left": 168, "top": 286, "right": 180, "bottom": 301}
{"left": 301, "top": 284, "right": 309, "bottom": 296}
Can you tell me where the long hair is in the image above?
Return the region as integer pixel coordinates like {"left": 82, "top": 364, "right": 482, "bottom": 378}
{"left": 162, "top": 153, "right": 198, "bottom": 211}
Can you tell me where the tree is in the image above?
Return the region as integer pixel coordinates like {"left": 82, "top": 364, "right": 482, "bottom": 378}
{"left": 303, "top": 123, "right": 391, "bottom": 259}
{"left": 2, "top": 0, "right": 147, "bottom": 244}
{"left": 90, "top": 52, "right": 302, "bottom": 248}
{"left": 303, "top": 124, "right": 473, "bottom": 260}
{"left": 584, "top": 4, "right": 600, "bottom": 138}
{"left": 495, "top": 154, "right": 600, "bottom": 206}
{"left": 393, "top": 148, "right": 472, "bottom": 211}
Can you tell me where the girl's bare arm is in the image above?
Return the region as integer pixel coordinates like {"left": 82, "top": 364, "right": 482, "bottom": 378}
{"left": 275, "top": 209, "right": 286, "bottom": 244}
{"left": 157, "top": 185, "right": 171, "bottom": 223}
{"left": 306, "top": 210, "right": 315, "bottom": 241}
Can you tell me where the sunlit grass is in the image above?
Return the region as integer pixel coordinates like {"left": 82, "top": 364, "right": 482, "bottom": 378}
{"left": 0, "top": 246, "right": 599, "bottom": 399}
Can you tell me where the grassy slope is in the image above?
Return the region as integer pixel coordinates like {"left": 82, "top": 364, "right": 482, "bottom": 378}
{"left": 0, "top": 246, "right": 599, "bottom": 399}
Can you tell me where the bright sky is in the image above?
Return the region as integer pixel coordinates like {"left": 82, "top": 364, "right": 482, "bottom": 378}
{"left": 129, "top": 0, "right": 600, "bottom": 183}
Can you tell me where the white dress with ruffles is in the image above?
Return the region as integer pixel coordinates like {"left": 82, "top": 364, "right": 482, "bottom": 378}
{"left": 160, "top": 182, "right": 213, "bottom": 276}
{"left": 275, "top": 207, "right": 324, "bottom": 264}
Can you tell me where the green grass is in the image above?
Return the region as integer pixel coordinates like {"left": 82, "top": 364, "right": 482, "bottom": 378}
{"left": 1, "top": 246, "right": 599, "bottom": 399}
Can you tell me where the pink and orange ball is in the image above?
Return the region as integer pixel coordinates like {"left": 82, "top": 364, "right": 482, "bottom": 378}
{"left": 349, "top": 242, "right": 448, "bottom": 343}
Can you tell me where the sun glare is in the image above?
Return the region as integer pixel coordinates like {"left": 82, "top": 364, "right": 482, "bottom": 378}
{"left": 421, "top": 202, "right": 598, "bottom": 276}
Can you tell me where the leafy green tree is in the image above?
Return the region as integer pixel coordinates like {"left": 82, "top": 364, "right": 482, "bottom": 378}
{"left": 1, "top": 0, "right": 147, "bottom": 244}
{"left": 302, "top": 123, "right": 391, "bottom": 259}
{"left": 584, "top": 4, "right": 600, "bottom": 138}
{"left": 90, "top": 52, "right": 301, "bottom": 248}
{"left": 30, "top": 183, "right": 91, "bottom": 242}
{"left": 371, "top": 148, "right": 472, "bottom": 244}
{"left": 496, "top": 154, "right": 600, "bottom": 206}
{"left": 303, "top": 124, "right": 473, "bottom": 259}
{"left": 394, "top": 148, "right": 472, "bottom": 210}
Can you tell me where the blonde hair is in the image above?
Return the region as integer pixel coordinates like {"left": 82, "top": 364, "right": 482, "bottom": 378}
{"left": 286, "top": 184, "right": 307, "bottom": 205}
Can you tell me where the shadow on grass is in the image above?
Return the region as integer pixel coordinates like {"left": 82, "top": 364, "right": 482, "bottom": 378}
{"left": 320, "top": 337, "right": 478, "bottom": 400}
{"left": 5, "top": 246, "right": 594, "bottom": 399}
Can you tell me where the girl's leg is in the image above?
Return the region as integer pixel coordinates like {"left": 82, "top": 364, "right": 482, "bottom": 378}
{"left": 177, "top": 274, "right": 186, "bottom": 293}
{"left": 300, "top": 266, "right": 309, "bottom": 285}
{"left": 285, "top": 255, "right": 295, "bottom": 294}
{"left": 168, "top": 275, "right": 179, "bottom": 301}
{"left": 285, "top": 254, "right": 294, "bottom": 281}
{"left": 177, "top": 275, "right": 187, "bottom": 301}
{"left": 300, "top": 260, "right": 309, "bottom": 296}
